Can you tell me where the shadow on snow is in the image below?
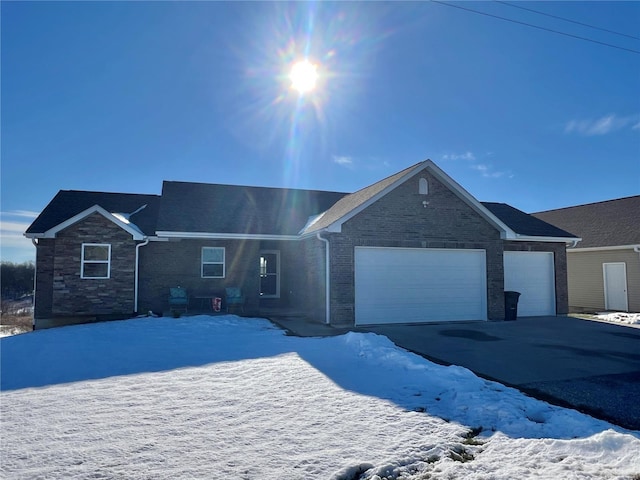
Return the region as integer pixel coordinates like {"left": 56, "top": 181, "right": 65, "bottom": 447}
{"left": 1, "top": 315, "right": 634, "bottom": 441}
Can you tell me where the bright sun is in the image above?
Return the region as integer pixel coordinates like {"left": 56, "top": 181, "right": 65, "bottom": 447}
{"left": 289, "top": 60, "right": 318, "bottom": 94}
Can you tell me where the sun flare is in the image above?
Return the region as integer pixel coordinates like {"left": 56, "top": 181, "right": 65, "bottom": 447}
{"left": 289, "top": 60, "right": 318, "bottom": 94}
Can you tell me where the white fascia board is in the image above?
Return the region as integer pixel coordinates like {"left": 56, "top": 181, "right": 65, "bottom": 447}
{"left": 511, "top": 234, "right": 583, "bottom": 244}
{"left": 155, "top": 231, "right": 300, "bottom": 241}
{"left": 29, "top": 205, "right": 145, "bottom": 240}
{"left": 568, "top": 244, "right": 639, "bottom": 253}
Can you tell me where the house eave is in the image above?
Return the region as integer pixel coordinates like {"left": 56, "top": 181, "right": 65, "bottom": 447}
{"left": 567, "top": 244, "right": 640, "bottom": 253}
{"left": 509, "top": 234, "right": 582, "bottom": 244}
{"left": 25, "top": 205, "right": 146, "bottom": 241}
{"left": 155, "top": 231, "right": 301, "bottom": 241}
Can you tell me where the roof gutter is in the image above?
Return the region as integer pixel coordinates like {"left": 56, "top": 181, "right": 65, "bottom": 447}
{"left": 511, "top": 234, "right": 582, "bottom": 244}
{"left": 316, "top": 232, "right": 331, "bottom": 325}
{"left": 155, "top": 231, "right": 300, "bottom": 241}
{"left": 134, "top": 239, "right": 150, "bottom": 314}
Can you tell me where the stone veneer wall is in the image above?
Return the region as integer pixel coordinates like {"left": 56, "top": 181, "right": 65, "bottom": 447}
{"left": 34, "top": 239, "right": 55, "bottom": 319}
{"left": 49, "top": 213, "right": 137, "bottom": 316}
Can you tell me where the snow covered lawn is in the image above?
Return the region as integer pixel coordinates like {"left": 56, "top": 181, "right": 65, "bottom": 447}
{"left": 1, "top": 315, "right": 639, "bottom": 479}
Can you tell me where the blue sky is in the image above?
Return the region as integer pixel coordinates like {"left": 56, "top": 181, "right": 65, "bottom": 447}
{"left": 2, "top": 1, "right": 639, "bottom": 263}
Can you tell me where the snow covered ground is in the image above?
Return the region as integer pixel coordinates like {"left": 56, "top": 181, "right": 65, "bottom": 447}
{"left": 595, "top": 312, "right": 640, "bottom": 326}
{"left": 1, "top": 315, "right": 639, "bottom": 479}
{"left": 0, "top": 325, "right": 27, "bottom": 338}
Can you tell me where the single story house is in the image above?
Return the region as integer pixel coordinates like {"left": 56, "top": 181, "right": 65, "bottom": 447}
{"left": 534, "top": 196, "right": 640, "bottom": 313}
{"left": 26, "top": 160, "right": 579, "bottom": 329}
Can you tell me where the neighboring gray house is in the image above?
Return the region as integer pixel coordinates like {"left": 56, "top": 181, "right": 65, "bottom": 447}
{"left": 534, "top": 196, "right": 640, "bottom": 313}
{"left": 26, "top": 160, "right": 578, "bottom": 329}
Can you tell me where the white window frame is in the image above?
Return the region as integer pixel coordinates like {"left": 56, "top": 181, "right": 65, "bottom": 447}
{"left": 201, "top": 247, "right": 225, "bottom": 278}
{"left": 259, "top": 250, "right": 280, "bottom": 298}
{"left": 81, "top": 243, "right": 111, "bottom": 279}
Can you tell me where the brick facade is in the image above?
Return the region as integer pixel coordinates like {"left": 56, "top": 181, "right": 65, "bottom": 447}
{"left": 325, "top": 170, "right": 506, "bottom": 325}
{"left": 138, "top": 239, "right": 261, "bottom": 314}
{"left": 137, "top": 238, "right": 321, "bottom": 316}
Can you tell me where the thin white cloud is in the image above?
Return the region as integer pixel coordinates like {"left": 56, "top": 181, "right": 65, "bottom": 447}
{"left": 332, "top": 155, "right": 355, "bottom": 168}
{"left": 442, "top": 152, "right": 510, "bottom": 179}
{"left": 0, "top": 212, "right": 38, "bottom": 258}
{"left": 1, "top": 210, "right": 40, "bottom": 219}
{"left": 565, "top": 114, "right": 640, "bottom": 136}
{"left": 471, "top": 164, "right": 506, "bottom": 179}
{"left": 1, "top": 232, "right": 34, "bottom": 249}
{"left": 441, "top": 151, "right": 476, "bottom": 162}
{"left": 1, "top": 223, "right": 34, "bottom": 252}
{"left": 1, "top": 221, "right": 32, "bottom": 234}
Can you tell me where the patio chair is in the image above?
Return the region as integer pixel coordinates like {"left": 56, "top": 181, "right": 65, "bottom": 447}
{"left": 225, "top": 287, "right": 245, "bottom": 313}
{"left": 168, "top": 286, "right": 189, "bottom": 313}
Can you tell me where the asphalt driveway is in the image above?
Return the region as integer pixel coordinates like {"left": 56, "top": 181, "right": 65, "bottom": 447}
{"left": 360, "top": 316, "right": 640, "bottom": 431}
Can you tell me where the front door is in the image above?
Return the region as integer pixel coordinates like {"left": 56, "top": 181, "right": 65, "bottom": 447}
{"left": 603, "top": 262, "right": 628, "bottom": 311}
{"left": 259, "top": 251, "right": 280, "bottom": 298}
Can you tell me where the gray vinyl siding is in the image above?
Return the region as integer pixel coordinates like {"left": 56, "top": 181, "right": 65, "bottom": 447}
{"left": 567, "top": 249, "right": 640, "bottom": 313}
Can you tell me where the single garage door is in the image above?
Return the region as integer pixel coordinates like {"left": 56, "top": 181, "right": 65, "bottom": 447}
{"left": 354, "top": 247, "right": 487, "bottom": 325}
{"left": 504, "top": 251, "right": 556, "bottom": 317}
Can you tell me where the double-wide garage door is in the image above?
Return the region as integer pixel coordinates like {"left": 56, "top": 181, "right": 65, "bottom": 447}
{"left": 354, "top": 247, "right": 487, "bottom": 325}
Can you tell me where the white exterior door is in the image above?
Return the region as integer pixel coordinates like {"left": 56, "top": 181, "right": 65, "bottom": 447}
{"left": 504, "top": 251, "right": 556, "bottom": 317}
{"left": 354, "top": 247, "right": 487, "bottom": 325}
{"left": 603, "top": 262, "right": 628, "bottom": 311}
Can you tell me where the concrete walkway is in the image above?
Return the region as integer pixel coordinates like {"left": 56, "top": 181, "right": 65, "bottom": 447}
{"left": 270, "top": 315, "right": 640, "bottom": 431}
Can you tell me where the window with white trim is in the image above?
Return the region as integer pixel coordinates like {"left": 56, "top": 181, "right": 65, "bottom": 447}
{"left": 202, "top": 247, "right": 225, "bottom": 278}
{"left": 81, "top": 243, "right": 111, "bottom": 279}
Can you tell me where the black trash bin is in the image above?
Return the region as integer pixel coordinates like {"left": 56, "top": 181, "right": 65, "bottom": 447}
{"left": 504, "top": 291, "right": 521, "bottom": 321}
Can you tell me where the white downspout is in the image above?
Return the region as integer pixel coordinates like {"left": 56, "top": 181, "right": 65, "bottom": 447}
{"left": 134, "top": 239, "right": 150, "bottom": 314}
{"left": 316, "top": 232, "right": 330, "bottom": 325}
{"left": 31, "top": 239, "right": 38, "bottom": 329}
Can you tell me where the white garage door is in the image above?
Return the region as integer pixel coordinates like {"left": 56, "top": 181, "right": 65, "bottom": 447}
{"left": 354, "top": 247, "right": 487, "bottom": 325}
{"left": 504, "top": 251, "right": 556, "bottom": 317}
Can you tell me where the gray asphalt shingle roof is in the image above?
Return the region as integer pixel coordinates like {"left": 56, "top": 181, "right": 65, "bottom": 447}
{"left": 26, "top": 165, "right": 578, "bottom": 242}
{"left": 532, "top": 196, "right": 640, "bottom": 248}
{"left": 156, "top": 181, "right": 347, "bottom": 236}
{"left": 482, "top": 202, "right": 578, "bottom": 239}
